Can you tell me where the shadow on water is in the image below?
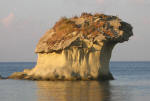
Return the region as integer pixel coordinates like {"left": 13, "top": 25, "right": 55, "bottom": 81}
{"left": 35, "top": 81, "right": 112, "bottom": 101}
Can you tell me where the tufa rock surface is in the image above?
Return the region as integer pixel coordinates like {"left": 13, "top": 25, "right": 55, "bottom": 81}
{"left": 8, "top": 13, "right": 133, "bottom": 80}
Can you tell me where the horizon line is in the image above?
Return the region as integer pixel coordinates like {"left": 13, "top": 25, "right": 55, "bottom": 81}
{"left": 0, "top": 61, "right": 150, "bottom": 63}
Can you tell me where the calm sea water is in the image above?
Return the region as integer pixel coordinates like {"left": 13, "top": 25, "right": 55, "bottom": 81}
{"left": 0, "top": 62, "right": 150, "bottom": 101}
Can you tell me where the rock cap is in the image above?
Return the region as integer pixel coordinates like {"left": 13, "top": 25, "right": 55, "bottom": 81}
{"left": 35, "top": 13, "right": 133, "bottom": 53}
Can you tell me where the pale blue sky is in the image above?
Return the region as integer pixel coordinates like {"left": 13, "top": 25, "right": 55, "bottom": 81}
{"left": 0, "top": 0, "right": 150, "bottom": 62}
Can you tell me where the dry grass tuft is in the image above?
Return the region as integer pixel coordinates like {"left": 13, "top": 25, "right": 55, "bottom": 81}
{"left": 47, "top": 13, "right": 118, "bottom": 46}
{"left": 81, "top": 12, "right": 92, "bottom": 18}
{"left": 48, "top": 17, "right": 78, "bottom": 46}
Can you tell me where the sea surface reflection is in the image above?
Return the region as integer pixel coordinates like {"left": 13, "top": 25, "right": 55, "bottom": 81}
{"left": 1, "top": 62, "right": 150, "bottom": 101}
{"left": 36, "top": 81, "right": 112, "bottom": 101}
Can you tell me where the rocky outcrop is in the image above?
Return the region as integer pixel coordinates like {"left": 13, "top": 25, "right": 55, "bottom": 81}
{"left": 0, "top": 75, "right": 2, "bottom": 79}
{"left": 8, "top": 13, "right": 133, "bottom": 80}
{"left": 0, "top": 75, "right": 8, "bottom": 80}
{"left": 0, "top": 75, "right": 5, "bottom": 79}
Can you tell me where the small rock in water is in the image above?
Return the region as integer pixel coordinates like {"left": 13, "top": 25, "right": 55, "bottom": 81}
{"left": 0, "top": 75, "right": 3, "bottom": 79}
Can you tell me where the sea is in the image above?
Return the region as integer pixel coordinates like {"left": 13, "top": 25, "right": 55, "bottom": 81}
{"left": 0, "top": 62, "right": 150, "bottom": 101}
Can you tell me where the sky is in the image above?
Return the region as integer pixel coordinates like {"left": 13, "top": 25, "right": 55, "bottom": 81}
{"left": 0, "top": 0, "right": 150, "bottom": 62}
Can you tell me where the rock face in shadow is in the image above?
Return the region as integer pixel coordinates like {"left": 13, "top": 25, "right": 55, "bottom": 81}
{"left": 8, "top": 13, "right": 133, "bottom": 80}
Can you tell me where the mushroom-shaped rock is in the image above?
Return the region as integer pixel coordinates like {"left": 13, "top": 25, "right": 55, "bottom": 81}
{"left": 9, "top": 13, "right": 133, "bottom": 80}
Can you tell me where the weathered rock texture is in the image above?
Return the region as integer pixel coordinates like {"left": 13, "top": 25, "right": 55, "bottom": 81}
{"left": 9, "top": 13, "right": 133, "bottom": 80}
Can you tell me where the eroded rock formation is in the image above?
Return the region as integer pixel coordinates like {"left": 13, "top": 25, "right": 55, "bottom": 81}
{"left": 8, "top": 13, "right": 133, "bottom": 80}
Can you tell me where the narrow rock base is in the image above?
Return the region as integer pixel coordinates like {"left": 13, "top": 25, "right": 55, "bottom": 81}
{"left": 8, "top": 71, "right": 114, "bottom": 81}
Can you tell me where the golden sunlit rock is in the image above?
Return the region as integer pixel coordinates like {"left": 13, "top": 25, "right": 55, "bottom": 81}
{"left": 8, "top": 13, "right": 133, "bottom": 80}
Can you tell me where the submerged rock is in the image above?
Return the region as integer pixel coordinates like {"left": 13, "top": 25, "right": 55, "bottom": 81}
{"left": 8, "top": 13, "right": 133, "bottom": 80}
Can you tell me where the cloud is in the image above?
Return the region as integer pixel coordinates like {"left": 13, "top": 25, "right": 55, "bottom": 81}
{"left": 96, "top": 0, "right": 105, "bottom": 4}
{"left": 1, "top": 13, "right": 15, "bottom": 27}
